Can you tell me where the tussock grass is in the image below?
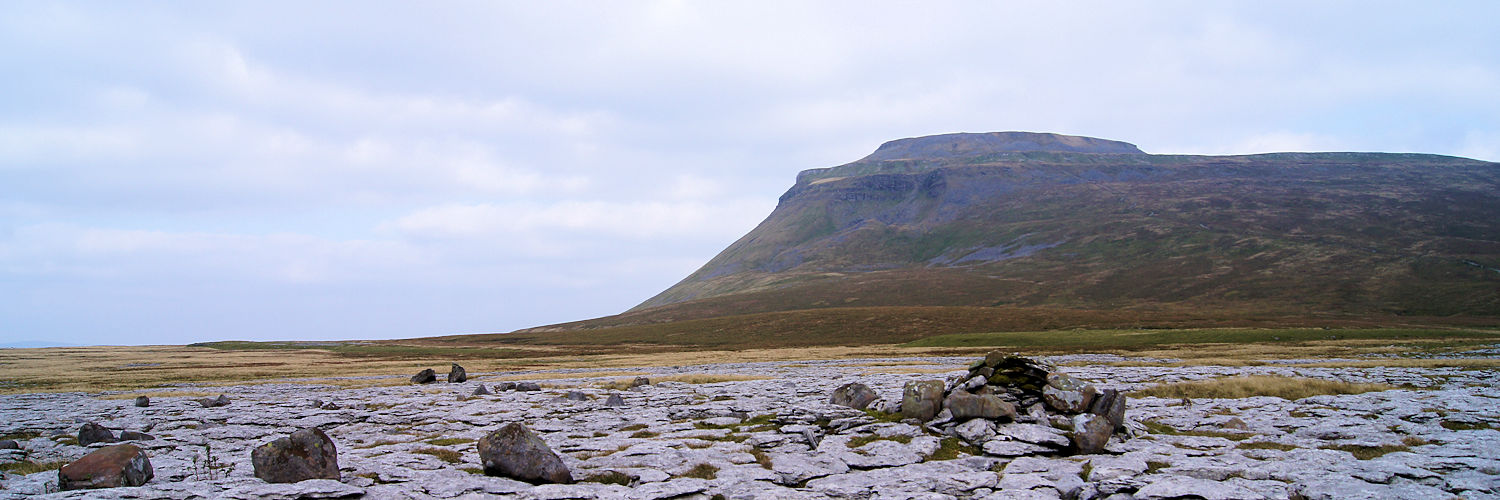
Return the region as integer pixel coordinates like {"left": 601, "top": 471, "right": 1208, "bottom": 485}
{"left": 413, "top": 447, "right": 462, "bottom": 463}
{"left": 1237, "top": 441, "right": 1298, "bottom": 451}
{"left": 1142, "top": 420, "right": 1252, "bottom": 440}
{"left": 1135, "top": 376, "right": 1395, "bottom": 400}
{"left": 582, "top": 470, "right": 633, "bottom": 485}
{"left": 927, "top": 437, "right": 980, "bottom": 461}
{"left": 681, "top": 463, "right": 718, "bottom": 480}
{"left": 0, "top": 461, "right": 66, "bottom": 475}
{"left": 847, "top": 434, "right": 913, "bottom": 448}
{"left": 1320, "top": 444, "right": 1409, "bottom": 460}
{"left": 425, "top": 438, "right": 473, "bottom": 446}
{"left": 1440, "top": 421, "right": 1495, "bottom": 431}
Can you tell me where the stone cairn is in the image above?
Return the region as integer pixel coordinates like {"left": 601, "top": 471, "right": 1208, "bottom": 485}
{"left": 838, "top": 351, "right": 1128, "bottom": 455}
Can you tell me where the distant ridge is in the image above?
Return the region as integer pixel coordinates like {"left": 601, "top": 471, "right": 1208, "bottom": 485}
{"left": 522, "top": 131, "right": 1500, "bottom": 334}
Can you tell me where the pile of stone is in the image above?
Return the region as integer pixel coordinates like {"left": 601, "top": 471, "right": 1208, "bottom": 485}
{"left": 411, "top": 363, "right": 467, "bottom": 384}
{"left": 835, "top": 352, "right": 1129, "bottom": 455}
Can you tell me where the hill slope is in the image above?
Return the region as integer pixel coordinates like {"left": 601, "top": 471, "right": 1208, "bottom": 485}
{"left": 617, "top": 131, "right": 1500, "bottom": 324}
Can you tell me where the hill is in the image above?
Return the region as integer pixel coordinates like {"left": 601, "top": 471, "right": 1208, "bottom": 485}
{"left": 544, "top": 131, "right": 1500, "bottom": 333}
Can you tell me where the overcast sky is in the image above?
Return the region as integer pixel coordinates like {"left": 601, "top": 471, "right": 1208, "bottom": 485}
{"left": 3, "top": 2, "right": 1497, "bottom": 346}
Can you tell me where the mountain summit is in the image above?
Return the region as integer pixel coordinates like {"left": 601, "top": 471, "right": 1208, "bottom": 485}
{"left": 625, "top": 131, "right": 1500, "bottom": 321}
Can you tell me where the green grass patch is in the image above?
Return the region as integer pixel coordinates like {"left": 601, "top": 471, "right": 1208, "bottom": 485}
{"left": 0, "top": 461, "right": 66, "bottom": 475}
{"left": 847, "top": 434, "right": 913, "bottom": 448}
{"left": 1135, "top": 376, "right": 1394, "bottom": 400}
{"left": 630, "top": 430, "right": 659, "bottom": 439}
{"left": 1320, "top": 444, "right": 1409, "bottom": 460}
{"left": 1237, "top": 441, "right": 1298, "bottom": 451}
{"left": 425, "top": 437, "right": 473, "bottom": 446}
{"left": 681, "top": 463, "right": 719, "bottom": 480}
{"left": 0, "top": 431, "right": 40, "bottom": 441}
{"left": 863, "top": 409, "right": 905, "bottom": 423}
{"left": 927, "top": 437, "right": 980, "bottom": 461}
{"left": 750, "top": 449, "right": 773, "bottom": 470}
{"left": 1146, "top": 461, "right": 1171, "bottom": 473}
{"left": 619, "top": 423, "right": 649, "bottom": 432}
{"left": 413, "top": 447, "right": 462, "bottom": 463}
{"left": 1440, "top": 421, "right": 1495, "bottom": 431}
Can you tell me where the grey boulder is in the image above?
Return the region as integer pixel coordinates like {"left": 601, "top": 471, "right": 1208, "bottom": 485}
{"left": 829, "top": 382, "right": 880, "bottom": 410}
{"left": 411, "top": 369, "right": 437, "bottom": 384}
{"left": 447, "top": 363, "right": 467, "bottom": 383}
{"left": 901, "top": 380, "right": 945, "bottom": 421}
{"left": 251, "top": 427, "right": 340, "bottom": 483}
{"left": 58, "top": 443, "right": 153, "bottom": 490}
{"left": 78, "top": 422, "right": 116, "bottom": 446}
{"left": 477, "top": 422, "right": 573, "bottom": 484}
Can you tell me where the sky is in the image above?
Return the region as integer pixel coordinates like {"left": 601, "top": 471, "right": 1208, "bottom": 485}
{"left": 3, "top": 1, "right": 1498, "bottom": 346}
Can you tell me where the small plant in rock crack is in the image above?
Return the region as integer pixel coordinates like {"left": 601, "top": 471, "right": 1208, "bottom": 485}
{"left": 191, "top": 443, "right": 234, "bottom": 481}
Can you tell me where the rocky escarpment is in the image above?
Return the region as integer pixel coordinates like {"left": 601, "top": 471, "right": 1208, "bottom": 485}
{"left": 628, "top": 132, "right": 1500, "bottom": 318}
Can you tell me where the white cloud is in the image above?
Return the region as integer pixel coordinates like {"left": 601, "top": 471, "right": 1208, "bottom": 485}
{"left": 386, "top": 198, "right": 772, "bottom": 242}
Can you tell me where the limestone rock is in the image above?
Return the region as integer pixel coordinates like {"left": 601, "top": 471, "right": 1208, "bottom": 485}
{"left": 515, "top": 382, "right": 542, "bottom": 392}
{"left": 604, "top": 394, "right": 626, "bottom": 406}
{"left": 0, "top": 440, "right": 18, "bottom": 450}
{"left": 997, "top": 423, "right": 1070, "bottom": 448}
{"left": 901, "top": 380, "right": 945, "bottom": 421}
{"left": 411, "top": 369, "right": 437, "bottom": 384}
{"left": 447, "top": 363, "right": 467, "bottom": 383}
{"left": 1070, "top": 413, "right": 1113, "bottom": 454}
{"left": 58, "top": 443, "right": 153, "bottom": 490}
{"left": 954, "top": 418, "right": 997, "bottom": 445}
{"left": 78, "top": 422, "right": 117, "bottom": 446}
{"left": 119, "top": 431, "right": 155, "bottom": 441}
{"left": 133, "top": 396, "right": 149, "bottom": 407}
{"left": 251, "top": 427, "right": 340, "bottom": 483}
{"left": 1134, "top": 475, "right": 1263, "bottom": 500}
{"left": 198, "top": 394, "right": 231, "bottom": 407}
{"left": 1042, "top": 373, "right": 1097, "bottom": 413}
{"left": 1089, "top": 389, "right": 1127, "bottom": 430}
{"left": 629, "top": 376, "right": 651, "bottom": 388}
{"left": 477, "top": 422, "right": 573, "bottom": 484}
{"left": 473, "top": 384, "right": 490, "bottom": 396}
{"left": 945, "top": 392, "right": 1017, "bottom": 420}
{"left": 563, "top": 391, "right": 587, "bottom": 402}
{"left": 495, "top": 382, "right": 517, "bottom": 391}
{"left": 829, "top": 382, "right": 880, "bottom": 410}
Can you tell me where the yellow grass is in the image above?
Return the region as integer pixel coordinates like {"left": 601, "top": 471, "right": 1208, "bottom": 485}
{"left": 1134, "top": 376, "right": 1397, "bottom": 400}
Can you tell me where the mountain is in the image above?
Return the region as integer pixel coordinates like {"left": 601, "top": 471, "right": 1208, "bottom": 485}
{"left": 529, "top": 131, "right": 1500, "bottom": 334}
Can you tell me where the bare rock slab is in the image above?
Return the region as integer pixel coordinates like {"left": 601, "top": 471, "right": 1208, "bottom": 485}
{"left": 477, "top": 422, "right": 573, "bottom": 484}
{"left": 58, "top": 443, "right": 153, "bottom": 490}
{"left": 252, "top": 427, "right": 340, "bottom": 483}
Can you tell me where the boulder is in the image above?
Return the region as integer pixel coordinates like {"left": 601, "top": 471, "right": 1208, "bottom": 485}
{"left": 133, "top": 396, "right": 149, "bottom": 407}
{"left": 472, "top": 384, "right": 490, "bottom": 396}
{"left": 1089, "top": 389, "right": 1127, "bottom": 430}
{"left": 515, "top": 382, "right": 542, "bottom": 392}
{"left": 78, "top": 422, "right": 117, "bottom": 446}
{"left": 943, "top": 392, "right": 1017, "bottom": 420}
{"left": 198, "top": 394, "right": 230, "bottom": 408}
{"left": 58, "top": 443, "right": 153, "bottom": 490}
{"left": 411, "top": 369, "right": 437, "bottom": 384}
{"left": 563, "top": 391, "right": 588, "bottom": 402}
{"left": 476, "top": 422, "right": 573, "bottom": 484}
{"left": 447, "top": 363, "right": 467, "bottom": 383}
{"left": 901, "top": 380, "right": 946, "bottom": 421}
{"left": 251, "top": 427, "right": 340, "bottom": 483}
{"left": 829, "top": 382, "right": 880, "bottom": 410}
{"left": 495, "top": 382, "right": 518, "bottom": 391}
{"left": 0, "top": 440, "right": 18, "bottom": 450}
{"left": 604, "top": 394, "right": 626, "bottom": 406}
{"left": 954, "top": 418, "right": 997, "bottom": 445}
{"left": 1070, "top": 413, "right": 1113, "bottom": 454}
{"left": 119, "top": 431, "right": 154, "bottom": 441}
{"left": 629, "top": 376, "right": 651, "bottom": 388}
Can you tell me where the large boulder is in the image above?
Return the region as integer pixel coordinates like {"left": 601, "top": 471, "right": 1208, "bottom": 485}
{"left": 78, "top": 422, "right": 116, "bottom": 446}
{"left": 829, "top": 382, "right": 879, "bottom": 410}
{"left": 58, "top": 443, "right": 153, "bottom": 490}
{"left": 133, "top": 396, "right": 149, "bottom": 407}
{"left": 604, "top": 394, "right": 626, "bottom": 406}
{"left": 447, "top": 363, "right": 467, "bottom": 383}
{"left": 198, "top": 394, "right": 230, "bottom": 408}
{"left": 251, "top": 427, "right": 340, "bottom": 483}
{"left": 1042, "top": 373, "right": 1098, "bottom": 413}
{"left": 411, "top": 369, "right": 437, "bottom": 384}
{"left": 1071, "top": 413, "right": 1114, "bottom": 454}
{"left": 476, "top": 422, "right": 572, "bottom": 484}
{"left": 944, "top": 392, "right": 1017, "bottom": 420}
{"left": 472, "top": 384, "right": 490, "bottom": 396}
{"left": 900, "top": 380, "right": 945, "bottom": 421}
{"left": 1089, "top": 389, "right": 1127, "bottom": 430}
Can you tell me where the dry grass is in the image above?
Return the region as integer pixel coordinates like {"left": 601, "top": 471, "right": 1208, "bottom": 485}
{"left": 413, "top": 447, "right": 462, "bottom": 463}
{"left": 1135, "top": 376, "right": 1396, "bottom": 400}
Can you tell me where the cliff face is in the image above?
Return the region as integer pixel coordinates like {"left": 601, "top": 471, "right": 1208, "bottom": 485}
{"left": 631, "top": 132, "right": 1500, "bottom": 317}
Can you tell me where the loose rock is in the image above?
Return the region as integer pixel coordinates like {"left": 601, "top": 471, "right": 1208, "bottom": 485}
{"left": 198, "top": 394, "right": 230, "bottom": 407}
{"left": 0, "top": 440, "right": 18, "bottom": 450}
{"left": 133, "top": 396, "right": 149, "bottom": 407}
{"left": 78, "top": 422, "right": 116, "bottom": 446}
{"left": 1070, "top": 413, "right": 1113, "bottom": 454}
{"left": 476, "top": 422, "right": 573, "bottom": 484}
{"left": 829, "top": 382, "right": 880, "bottom": 410}
{"left": 411, "top": 369, "right": 437, "bottom": 384}
{"left": 58, "top": 443, "right": 153, "bottom": 490}
{"left": 251, "top": 427, "right": 340, "bottom": 483}
{"left": 604, "top": 393, "right": 626, "bottom": 406}
{"left": 945, "top": 392, "right": 1017, "bottom": 420}
{"left": 448, "top": 363, "right": 467, "bottom": 383}
{"left": 901, "top": 380, "right": 945, "bottom": 421}
{"left": 119, "top": 431, "right": 155, "bottom": 441}
{"left": 473, "top": 384, "right": 490, "bottom": 396}
{"left": 515, "top": 382, "right": 542, "bottom": 391}
{"left": 629, "top": 376, "right": 651, "bottom": 388}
